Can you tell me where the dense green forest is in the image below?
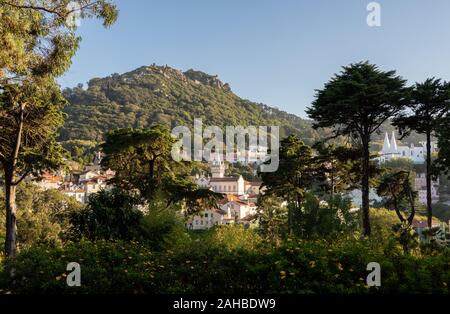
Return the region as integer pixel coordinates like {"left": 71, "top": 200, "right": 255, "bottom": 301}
{"left": 60, "top": 65, "right": 324, "bottom": 143}
{"left": 60, "top": 65, "right": 426, "bottom": 148}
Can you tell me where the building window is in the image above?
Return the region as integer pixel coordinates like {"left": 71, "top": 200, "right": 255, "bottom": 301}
{"left": 205, "top": 213, "right": 208, "bottom": 218}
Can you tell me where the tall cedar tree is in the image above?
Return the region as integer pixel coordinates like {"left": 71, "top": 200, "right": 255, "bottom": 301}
{"left": 434, "top": 115, "right": 450, "bottom": 178}
{"left": 260, "top": 135, "right": 324, "bottom": 234}
{"left": 394, "top": 78, "right": 450, "bottom": 229}
{"left": 0, "top": 0, "right": 117, "bottom": 256}
{"left": 307, "top": 62, "right": 410, "bottom": 236}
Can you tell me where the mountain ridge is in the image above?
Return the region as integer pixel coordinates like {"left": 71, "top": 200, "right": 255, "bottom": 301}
{"left": 60, "top": 64, "right": 329, "bottom": 143}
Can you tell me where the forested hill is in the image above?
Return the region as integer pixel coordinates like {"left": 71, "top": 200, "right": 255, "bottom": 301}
{"left": 60, "top": 65, "right": 331, "bottom": 144}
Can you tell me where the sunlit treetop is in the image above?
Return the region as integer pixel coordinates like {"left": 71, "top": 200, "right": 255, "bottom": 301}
{"left": 0, "top": 0, "right": 118, "bottom": 81}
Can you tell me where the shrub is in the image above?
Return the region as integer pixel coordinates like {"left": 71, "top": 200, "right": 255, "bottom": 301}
{"left": 68, "top": 188, "right": 143, "bottom": 241}
{"left": 139, "top": 208, "right": 190, "bottom": 251}
{"left": 1, "top": 238, "right": 449, "bottom": 294}
{"left": 0, "top": 240, "right": 156, "bottom": 294}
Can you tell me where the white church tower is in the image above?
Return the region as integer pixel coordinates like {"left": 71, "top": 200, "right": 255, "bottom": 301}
{"left": 390, "top": 131, "right": 398, "bottom": 153}
{"left": 379, "top": 131, "right": 437, "bottom": 164}
{"left": 382, "top": 132, "right": 391, "bottom": 152}
{"left": 211, "top": 152, "right": 226, "bottom": 178}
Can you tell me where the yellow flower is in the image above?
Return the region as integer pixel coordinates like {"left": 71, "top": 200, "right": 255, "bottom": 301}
{"left": 56, "top": 276, "right": 62, "bottom": 281}
{"left": 309, "top": 261, "right": 316, "bottom": 268}
{"left": 280, "top": 271, "right": 286, "bottom": 279}
{"left": 337, "top": 263, "right": 344, "bottom": 271}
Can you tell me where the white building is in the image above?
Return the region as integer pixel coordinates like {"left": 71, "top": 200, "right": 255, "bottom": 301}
{"left": 32, "top": 173, "right": 63, "bottom": 190}
{"left": 378, "top": 131, "right": 437, "bottom": 164}
{"left": 415, "top": 173, "right": 439, "bottom": 205}
{"left": 190, "top": 153, "right": 263, "bottom": 230}
{"left": 377, "top": 131, "right": 440, "bottom": 205}
{"left": 196, "top": 153, "right": 263, "bottom": 196}
{"left": 220, "top": 196, "right": 257, "bottom": 221}
{"left": 62, "top": 189, "right": 86, "bottom": 203}
{"left": 186, "top": 209, "right": 227, "bottom": 230}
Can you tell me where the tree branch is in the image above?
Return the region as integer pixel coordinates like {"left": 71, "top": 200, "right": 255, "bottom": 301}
{"left": 11, "top": 170, "right": 30, "bottom": 186}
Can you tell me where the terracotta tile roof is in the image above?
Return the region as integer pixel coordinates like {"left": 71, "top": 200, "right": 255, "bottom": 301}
{"left": 210, "top": 177, "right": 240, "bottom": 182}
{"left": 412, "top": 219, "right": 441, "bottom": 228}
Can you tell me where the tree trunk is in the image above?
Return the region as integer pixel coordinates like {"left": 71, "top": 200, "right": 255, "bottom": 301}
{"left": 4, "top": 171, "right": 17, "bottom": 257}
{"left": 426, "top": 130, "right": 432, "bottom": 230}
{"left": 361, "top": 134, "right": 371, "bottom": 236}
{"left": 3, "top": 103, "right": 25, "bottom": 257}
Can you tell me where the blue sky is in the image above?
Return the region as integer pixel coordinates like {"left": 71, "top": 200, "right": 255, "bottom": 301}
{"left": 59, "top": 0, "right": 450, "bottom": 118}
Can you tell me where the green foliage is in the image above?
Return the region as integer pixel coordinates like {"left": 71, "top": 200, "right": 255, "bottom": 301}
{"left": 307, "top": 61, "right": 410, "bottom": 236}
{"left": 257, "top": 196, "right": 288, "bottom": 246}
{"left": 0, "top": 0, "right": 117, "bottom": 82}
{"left": 0, "top": 183, "right": 84, "bottom": 250}
{"left": 205, "top": 225, "right": 263, "bottom": 252}
{"left": 290, "top": 194, "right": 358, "bottom": 239}
{"left": 59, "top": 65, "right": 331, "bottom": 144}
{"left": 61, "top": 140, "right": 99, "bottom": 166}
{"left": 0, "top": 79, "right": 67, "bottom": 176}
{"left": 260, "top": 137, "right": 363, "bottom": 240}
{"left": 225, "top": 162, "right": 259, "bottom": 181}
{"left": 307, "top": 61, "right": 410, "bottom": 137}
{"left": 68, "top": 187, "right": 190, "bottom": 251}
{"left": 101, "top": 126, "right": 175, "bottom": 198}
{"left": 0, "top": 240, "right": 155, "bottom": 294}
{"left": 0, "top": 0, "right": 117, "bottom": 257}
{"left": 261, "top": 135, "right": 323, "bottom": 235}
{"left": 1, "top": 237, "right": 449, "bottom": 294}
{"left": 261, "top": 135, "right": 323, "bottom": 203}
{"left": 434, "top": 115, "right": 450, "bottom": 178}
{"left": 68, "top": 188, "right": 143, "bottom": 242}
{"left": 394, "top": 78, "right": 450, "bottom": 229}
{"left": 139, "top": 207, "right": 190, "bottom": 251}
{"left": 163, "top": 177, "right": 223, "bottom": 216}
{"left": 394, "top": 78, "right": 450, "bottom": 136}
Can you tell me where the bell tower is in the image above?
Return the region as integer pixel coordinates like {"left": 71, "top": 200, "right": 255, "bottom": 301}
{"left": 211, "top": 152, "right": 226, "bottom": 178}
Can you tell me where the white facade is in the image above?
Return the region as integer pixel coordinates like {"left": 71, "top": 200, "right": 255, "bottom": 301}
{"left": 186, "top": 209, "right": 225, "bottom": 230}
{"left": 62, "top": 190, "right": 86, "bottom": 203}
{"left": 415, "top": 173, "right": 440, "bottom": 205}
{"left": 348, "top": 188, "right": 383, "bottom": 207}
{"left": 220, "top": 200, "right": 257, "bottom": 220}
{"left": 209, "top": 176, "right": 246, "bottom": 195}
{"left": 79, "top": 170, "right": 100, "bottom": 182}
{"left": 378, "top": 131, "right": 437, "bottom": 164}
